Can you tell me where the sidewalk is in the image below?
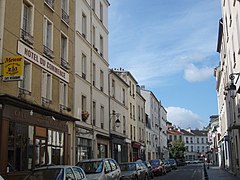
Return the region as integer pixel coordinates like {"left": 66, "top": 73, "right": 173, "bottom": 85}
{"left": 205, "top": 165, "right": 239, "bottom": 180}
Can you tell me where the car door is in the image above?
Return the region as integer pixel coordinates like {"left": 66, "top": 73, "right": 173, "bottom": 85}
{"left": 109, "top": 159, "right": 121, "bottom": 180}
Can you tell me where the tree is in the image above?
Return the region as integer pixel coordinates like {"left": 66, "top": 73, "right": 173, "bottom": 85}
{"left": 169, "top": 140, "right": 185, "bottom": 160}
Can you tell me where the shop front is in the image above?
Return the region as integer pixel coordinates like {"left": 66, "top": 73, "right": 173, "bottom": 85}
{"left": 132, "top": 141, "right": 141, "bottom": 161}
{"left": 110, "top": 134, "right": 128, "bottom": 163}
{"left": 0, "top": 95, "right": 74, "bottom": 180}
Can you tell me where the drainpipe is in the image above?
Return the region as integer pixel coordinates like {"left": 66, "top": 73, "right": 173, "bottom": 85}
{"left": 0, "top": 0, "right": 6, "bottom": 62}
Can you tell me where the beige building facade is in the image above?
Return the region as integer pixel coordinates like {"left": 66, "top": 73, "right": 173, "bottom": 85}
{"left": 74, "top": 0, "right": 110, "bottom": 164}
{"left": 0, "top": 0, "right": 75, "bottom": 179}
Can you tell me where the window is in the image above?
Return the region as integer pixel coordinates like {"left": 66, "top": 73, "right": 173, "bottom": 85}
{"left": 139, "top": 127, "right": 141, "bottom": 141}
{"left": 100, "top": 106, "right": 104, "bottom": 129}
{"left": 66, "top": 168, "right": 75, "bottom": 179}
{"left": 122, "top": 88, "right": 125, "bottom": 105}
{"left": 236, "top": 14, "right": 240, "bottom": 53}
{"left": 100, "top": 70, "right": 104, "bottom": 91}
{"left": 185, "top": 146, "right": 188, "bottom": 152}
{"left": 123, "top": 116, "right": 126, "bottom": 134}
{"left": 174, "top": 135, "right": 177, "bottom": 141}
{"left": 76, "top": 137, "right": 92, "bottom": 161}
{"left": 133, "top": 105, "right": 135, "bottom": 120}
{"left": 8, "top": 123, "right": 34, "bottom": 172}
{"left": 44, "top": 0, "right": 54, "bottom": 9}
{"left": 197, "top": 138, "right": 199, "bottom": 143}
{"left": 59, "top": 81, "right": 68, "bottom": 108}
{"left": 92, "top": 25, "right": 96, "bottom": 48}
{"left": 47, "top": 130, "right": 64, "bottom": 165}
{"left": 61, "top": 33, "right": 69, "bottom": 69}
{"left": 130, "top": 125, "right": 133, "bottom": 139}
{"left": 100, "top": 2, "right": 103, "bottom": 22}
{"left": 134, "top": 126, "right": 136, "bottom": 140}
{"left": 82, "top": 12, "right": 87, "bottom": 38}
{"left": 41, "top": 71, "right": 52, "bottom": 105}
{"left": 109, "top": 159, "right": 117, "bottom": 170}
{"left": 82, "top": 53, "right": 86, "bottom": 79}
{"left": 72, "top": 167, "right": 85, "bottom": 179}
{"left": 190, "top": 137, "right": 193, "bottom": 143}
{"left": 138, "top": 105, "right": 140, "bottom": 121}
{"left": 202, "top": 138, "right": 204, "bottom": 144}
{"left": 91, "top": 0, "right": 95, "bottom": 11}
{"left": 111, "top": 79, "right": 115, "bottom": 97}
{"left": 225, "top": 15, "right": 229, "bottom": 42}
{"left": 19, "top": 60, "right": 32, "bottom": 95}
{"left": 93, "top": 101, "right": 96, "bottom": 125}
{"left": 130, "top": 103, "right": 132, "bottom": 118}
{"left": 191, "top": 146, "right": 193, "bottom": 152}
{"left": 186, "top": 137, "right": 188, "bottom": 143}
{"left": 61, "top": 0, "right": 69, "bottom": 24}
{"left": 93, "top": 63, "right": 96, "bottom": 85}
{"left": 82, "top": 95, "right": 86, "bottom": 112}
{"left": 43, "top": 16, "right": 54, "bottom": 58}
{"left": 21, "top": 0, "right": 34, "bottom": 45}
{"left": 100, "top": 35, "right": 103, "bottom": 57}
{"left": 169, "top": 135, "right": 172, "bottom": 141}
{"left": 202, "top": 146, "right": 204, "bottom": 152}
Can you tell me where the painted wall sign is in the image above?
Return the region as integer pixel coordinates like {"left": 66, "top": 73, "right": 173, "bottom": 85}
{"left": 17, "top": 41, "right": 69, "bottom": 82}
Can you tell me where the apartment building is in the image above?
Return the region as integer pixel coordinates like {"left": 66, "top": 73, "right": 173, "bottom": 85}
{"left": 0, "top": 0, "right": 75, "bottom": 179}
{"left": 215, "top": 0, "right": 240, "bottom": 175}
{"left": 140, "top": 87, "right": 160, "bottom": 160}
{"left": 181, "top": 129, "right": 209, "bottom": 161}
{"left": 109, "top": 69, "right": 129, "bottom": 163}
{"left": 136, "top": 85, "right": 146, "bottom": 160}
{"left": 114, "top": 69, "right": 142, "bottom": 161}
{"left": 208, "top": 115, "right": 220, "bottom": 166}
{"left": 74, "top": 0, "right": 110, "bottom": 163}
{"left": 159, "top": 104, "right": 169, "bottom": 160}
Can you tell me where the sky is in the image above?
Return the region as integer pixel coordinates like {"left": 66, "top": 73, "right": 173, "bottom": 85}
{"left": 108, "top": 0, "right": 222, "bottom": 129}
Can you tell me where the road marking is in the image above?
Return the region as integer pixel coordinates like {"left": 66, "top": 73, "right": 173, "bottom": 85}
{"left": 191, "top": 169, "right": 197, "bottom": 178}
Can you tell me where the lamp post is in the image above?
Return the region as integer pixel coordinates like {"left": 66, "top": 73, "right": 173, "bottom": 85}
{"left": 109, "top": 111, "right": 121, "bottom": 161}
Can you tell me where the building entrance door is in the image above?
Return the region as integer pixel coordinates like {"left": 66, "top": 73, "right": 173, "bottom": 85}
{"left": 35, "top": 137, "right": 47, "bottom": 167}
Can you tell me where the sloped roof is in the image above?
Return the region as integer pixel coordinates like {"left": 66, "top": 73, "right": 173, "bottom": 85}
{"left": 167, "top": 129, "right": 184, "bottom": 135}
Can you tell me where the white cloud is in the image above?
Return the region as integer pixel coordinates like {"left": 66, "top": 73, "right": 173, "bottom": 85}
{"left": 184, "top": 64, "right": 213, "bottom": 82}
{"left": 166, "top": 107, "right": 206, "bottom": 129}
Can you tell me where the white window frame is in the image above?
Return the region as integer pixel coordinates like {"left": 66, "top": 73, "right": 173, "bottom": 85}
{"left": 100, "top": 105, "right": 104, "bottom": 129}
{"left": 41, "top": 70, "right": 52, "bottom": 101}
{"left": 18, "top": 60, "right": 32, "bottom": 93}
{"left": 100, "top": 69, "right": 104, "bottom": 91}
{"left": 21, "top": 0, "right": 34, "bottom": 35}
{"left": 92, "top": 25, "right": 96, "bottom": 47}
{"left": 43, "top": 16, "right": 53, "bottom": 50}
{"left": 91, "top": 0, "right": 95, "bottom": 11}
{"left": 100, "top": 35, "right": 103, "bottom": 56}
{"left": 61, "top": 0, "right": 69, "bottom": 14}
{"left": 93, "top": 63, "right": 96, "bottom": 85}
{"left": 59, "top": 81, "right": 68, "bottom": 107}
{"left": 236, "top": 13, "right": 240, "bottom": 54}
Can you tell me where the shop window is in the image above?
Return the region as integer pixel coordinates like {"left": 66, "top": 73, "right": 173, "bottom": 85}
{"left": 97, "top": 144, "right": 107, "bottom": 158}
{"left": 47, "top": 130, "right": 64, "bottom": 165}
{"left": 76, "top": 137, "right": 92, "bottom": 162}
{"left": 7, "top": 122, "right": 34, "bottom": 172}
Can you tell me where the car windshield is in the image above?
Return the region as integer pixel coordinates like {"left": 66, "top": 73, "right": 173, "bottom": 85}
{"left": 119, "top": 163, "right": 136, "bottom": 171}
{"left": 150, "top": 160, "right": 160, "bottom": 166}
{"left": 79, "top": 161, "right": 103, "bottom": 174}
{"left": 168, "top": 159, "right": 176, "bottom": 164}
{"left": 25, "top": 168, "right": 63, "bottom": 180}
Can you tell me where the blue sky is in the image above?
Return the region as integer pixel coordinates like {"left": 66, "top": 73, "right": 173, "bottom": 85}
{"left": 108, "top": 0, "right": 222, "bottom": 129}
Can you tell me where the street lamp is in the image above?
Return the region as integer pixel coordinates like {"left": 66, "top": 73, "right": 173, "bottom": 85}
{"left": 110, "top": 111, "right": 121, "bottom": 128}
{"left": 227, "top": 73, "right": 240, "bottom": 92}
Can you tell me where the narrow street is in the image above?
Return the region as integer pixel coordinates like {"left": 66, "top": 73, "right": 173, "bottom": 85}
{"left": 154, "top": 164, "right": 203, "bottom": 180}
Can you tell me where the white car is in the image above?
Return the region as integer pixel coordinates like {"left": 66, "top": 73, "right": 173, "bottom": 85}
{"left": 77, "top": 158, "right": 121, "bottom": 180}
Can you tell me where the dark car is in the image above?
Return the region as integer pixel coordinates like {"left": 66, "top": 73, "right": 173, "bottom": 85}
{"left": 24, "top": 165, "right": 87, "bottom": 180}
{"left": 150, "top": 159, "right": 166, "bottom": 176}
{"left": 119, "top": 162, "right": 148, "bottom": 180}
{"left": 168, "top": 159, "right": 177, "bottom": 170}
{"left": 163, "top": 160, "right": 171, "bottom": 173}
{"left": 76, "top": 158, "right": 121, "bottom": 180}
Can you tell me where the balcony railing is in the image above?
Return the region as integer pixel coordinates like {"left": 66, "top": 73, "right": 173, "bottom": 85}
{"left": 41, "top": 97, "right": 52, "bottom": 107}
{"left": 61, "top": 9, "right": 69, "bottom": 24}
{"left": 18, "top": 87, "right": 31, "bottom": 97}
{"left": 44, "top": 0, "right": 54, "bottom": 9}
{"left": 61, "top": 58, "right": 70, "bottom": 70}
{"left": 43, "top": 45, "right": 54, "bottom": 59}
{"left": 21, "top": 29, "right": 34, "bottom": 45}
{"left": 60, "top": 104, "right": 71, "bottom": 112}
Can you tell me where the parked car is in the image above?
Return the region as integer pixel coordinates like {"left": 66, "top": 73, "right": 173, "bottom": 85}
{"left": 76, "top": 158, "right": 121, "bottom": 180}
{"left": 150, "top": 159, "right": 166, "bottom": 176}
{"left": 176, "top": 159, "right": 186, "bottom": 166}
{"left": 24, "top": 165, "right": 87, "bottom": 180}
{"left": 142, "top": 161, "right": 154, "bottom": 179}
{"left": 119, "top": 162, "right": 148, "bottom": 180}
{"left": 168, "top": 159, "right": 177, "bottom": 170}
{"left": 163, "top": 160, "right": 171, "bottom": 173}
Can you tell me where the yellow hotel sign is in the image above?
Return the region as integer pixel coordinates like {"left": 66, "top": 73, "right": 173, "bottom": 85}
{"left": 3, "top": 56, "right": 24, "bottom": 81}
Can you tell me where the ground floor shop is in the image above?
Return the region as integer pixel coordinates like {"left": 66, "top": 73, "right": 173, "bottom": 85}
{"left": 0, "top": 95, "right": 74, "bottom": 180}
